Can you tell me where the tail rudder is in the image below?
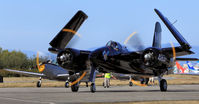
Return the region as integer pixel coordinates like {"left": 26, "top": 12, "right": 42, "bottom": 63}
{"left": 152, "top": 22, "right": 162, "bottom": 48}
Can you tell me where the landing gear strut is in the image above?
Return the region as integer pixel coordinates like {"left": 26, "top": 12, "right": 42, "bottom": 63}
{"left": 37, "top": 77, "right": 42, "bottom": 87}
{"left": 89, "top": 66, "right": 96, "bottom": 93}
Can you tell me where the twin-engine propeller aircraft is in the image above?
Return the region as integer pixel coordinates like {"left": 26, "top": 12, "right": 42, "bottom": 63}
{"left": 49, "top": 9, "right": 198, "bottom": 92}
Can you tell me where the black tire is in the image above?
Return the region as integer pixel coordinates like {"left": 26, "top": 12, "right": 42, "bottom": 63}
{"left": 37, "top": 81, "right": 41, "bottom": 88}
{"left": 140, "top": 78, "right": 145, "bottom": 84}
{"left": 0, "top": 76, "right": 3, "bottom": 83}
{"left": 65, "top": 82, "right": 69, "bottom": 88}
{"left": 129, "top": 82, "right": 133, "bottom": 86}
{"left": 145, "top": 78, "right": 149, "bottom": 85}
{"left": 160, "top": 79, "right": 167, "bottom": 92}
{"left": 86, "top": 82, "right": 88, "bottom": 87}
{"left": 90, "top": 83, "right": 96, "bottom": 93}
{"left": 71, "top": 83, "right": 79, "bottom": 92}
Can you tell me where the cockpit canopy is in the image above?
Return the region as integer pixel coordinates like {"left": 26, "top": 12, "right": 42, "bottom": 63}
{"left": 106, "top": 40, "right": 122, "bottom": 50}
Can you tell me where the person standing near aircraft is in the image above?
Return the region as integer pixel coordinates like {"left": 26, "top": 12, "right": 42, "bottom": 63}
{"left": 104, "top": 73, "right": 111, "bottom": 88}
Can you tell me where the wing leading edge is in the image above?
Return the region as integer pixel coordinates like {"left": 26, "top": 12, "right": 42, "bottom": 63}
{"left": 3, "top": 69, "right": 45, "bottom": 77}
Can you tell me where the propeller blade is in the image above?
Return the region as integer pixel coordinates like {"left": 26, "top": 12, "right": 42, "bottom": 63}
{"left": 36, "top": 52, "right": 45, "bottom": 73}
{"left": 124, "top": 32, "right": 145, "bottom": 51}
{"left": 170, "top": 42, "right": 176, "bottom": 62}
{"left": 124, "top": 32, "right": 136, "bottom": 45}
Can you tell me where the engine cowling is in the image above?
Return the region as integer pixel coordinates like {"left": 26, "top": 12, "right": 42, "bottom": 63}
{"left": 142, "top": 47, "right": 169, "bottom": 68}
{"left": 57, "top": 48, "right": 80, "bottom": 69}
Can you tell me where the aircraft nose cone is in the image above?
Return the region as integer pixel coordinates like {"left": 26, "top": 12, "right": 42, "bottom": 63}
{"left": 38, "top": 64, "right": 45, "bottom": 72}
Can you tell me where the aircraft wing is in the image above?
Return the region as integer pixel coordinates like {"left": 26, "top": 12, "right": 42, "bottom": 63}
{"left": 154, "top": 9, "right": 196, "bottom": 58}
{"left": 161, "top": 46, "right": 194, "bottom": 58}
{"left": 3, "top": 69, "right": 45, "bottom": 77}
{"left": 49, "top": 10, "right": 88, "bottom": 50}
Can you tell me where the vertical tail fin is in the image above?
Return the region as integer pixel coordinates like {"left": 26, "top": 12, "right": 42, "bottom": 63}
{"left": 152, "top": 22, "right": 162, "bottom": 48}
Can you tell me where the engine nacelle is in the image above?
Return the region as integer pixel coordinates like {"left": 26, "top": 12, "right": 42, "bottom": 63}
{"left": 142, "top": 47, "right": 160, "bottom": 67}
{"left": 57, "top": 48, "right": 80, "bottom": 69}
{"left": 142, "top": 47, "right": 169, "bottom": 68}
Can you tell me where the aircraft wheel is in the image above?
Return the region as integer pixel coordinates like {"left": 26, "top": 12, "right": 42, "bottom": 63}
{"left": 90, "top": 83, "right": 96, "bottom": 93}
{"left": 140, "top": 79, "right": 145, "bottom": 84}
{"left": 0, "top": 76, "right": 3, "bottom": 83}
{"left": 145, "top": 78, "right": 149, "bottom": 85}
{"left": 129, "top": 82, "right": 133, "bottom": 86}
{"left": 37, "top": 80, "right": 41, "bottom": 88}
{"left": 71, "top": 83, "right": 79, "bottom": 92}
{"left": 86, "top": 82, "right": 88, "bottom": 87}
{"left": 160, "top": 79, "right": 167, "bottom": 92}
{"left": 65, "top": 82, "right": 69, "bottom": 88}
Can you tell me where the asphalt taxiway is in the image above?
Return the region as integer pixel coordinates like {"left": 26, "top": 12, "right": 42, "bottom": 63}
{"left": 0, "top": 85, "right": 199, "bottom": 104}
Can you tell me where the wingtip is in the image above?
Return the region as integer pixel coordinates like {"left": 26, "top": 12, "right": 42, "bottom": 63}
{"left": 77, "top": 10, "right": 88, "bottom": 19}
{"left": 154, "top": 8, "right": 159, "bottom": 13}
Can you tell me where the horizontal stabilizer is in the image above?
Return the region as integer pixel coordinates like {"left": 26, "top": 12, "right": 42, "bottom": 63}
{"left": 154, "top": 9, "right": 191, "bottom": 50}
{"left": 50, "top": 10, "right": 88, "bottom": 49}
{"left": 175, "top": 58, "right": 199, "bottom": 61}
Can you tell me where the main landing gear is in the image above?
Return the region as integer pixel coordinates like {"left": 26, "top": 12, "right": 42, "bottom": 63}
{"left": 129, "top": 76, "right": 133, "bottom": 87}
{"left": 158, "top": 77, "right": 167, "bottom": 92}
{"left": 65, "top": 77, "right": 70, "bottom": 88}
{"left": 37, "top": 77, "right": 42, "bottom": 87}
{"left": 129, "top": 81, "right": 133, "bottom": 86}
{"left": 65, "top": 81, "right": 69, "bottom": 88}
{"left": 71, "top": 82, "right": 79, "bottom": 92}
{"left": 89, "top": 66, "right": 96, "bottom": 93}
{"left": 90, "top": 83, "right": 96, "bottom": 93}
{"left": 70, "top": 76, "right": 80, "bottom": 92}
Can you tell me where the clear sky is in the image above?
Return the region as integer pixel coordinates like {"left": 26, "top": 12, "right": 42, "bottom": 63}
{"left": 0, "top": 0, "right": 199, "bottom": 53}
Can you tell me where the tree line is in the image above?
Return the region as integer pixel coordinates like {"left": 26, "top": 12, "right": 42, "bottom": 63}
{"left": 0, "top": 47, "right": 48, "bottom": 77}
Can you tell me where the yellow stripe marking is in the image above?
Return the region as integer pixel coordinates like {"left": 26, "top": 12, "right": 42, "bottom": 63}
{"left": 70, "top": 71, "right": 87, "bottom": 86}
{"left": 62, "top": 29, "right": 81, "bottom": 37}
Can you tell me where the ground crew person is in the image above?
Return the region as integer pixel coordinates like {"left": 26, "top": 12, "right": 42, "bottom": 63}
{"left": 104, "top": 73, "right": 111, "bottom": 88}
